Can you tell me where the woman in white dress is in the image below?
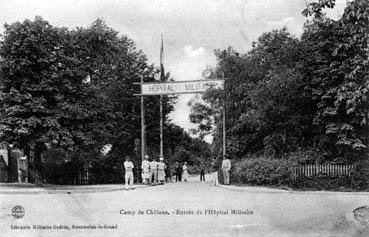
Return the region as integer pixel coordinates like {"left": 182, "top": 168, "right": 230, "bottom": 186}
{"left": 157, "top": 158, "right": 167, "bottom": 184}
{"left": 182, "top": 162, "right": 189, "bottom": 182}
{"left": 141, "top": 155, "right": 151, "bottom": 184}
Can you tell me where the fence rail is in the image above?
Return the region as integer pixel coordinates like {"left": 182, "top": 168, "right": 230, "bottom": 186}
{"left": 293, "top": 163, "right": 354, "bottom": 178}
{"left": 43, "top": 167, "right": 93, "bottom": 185}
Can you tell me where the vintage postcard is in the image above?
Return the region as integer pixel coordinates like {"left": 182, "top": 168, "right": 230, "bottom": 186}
{"left": 0, "top": 0, "right": 369, "bottom": 236}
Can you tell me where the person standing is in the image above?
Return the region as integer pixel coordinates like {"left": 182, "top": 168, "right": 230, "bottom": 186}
{"left": 174, "top": 161, "right": 182, "bottom": 182}
{"left": 165, "top": 161, "right": 171, "bottom": 183}
{"left": 200, "top": 162, "right": 206, "bottom": 181}
{"left": 141, "top": 155, "right": 151, "bottom": 184}
{"left": 221, "top": 155, "right": 231, "bottom": 185}
{"left": 211, "top": 158, "right": 219, "bottom": 186}
{"left": 150, "top": 157, "right": 158, "bottom": 185}
{"left": 157, "top": 157, "right": 167, "bottom": 184}
{"left": 182, "top": 162, "right": 189, "bottom": 182}
{"left": 124, "top": 156, "right": 134, "bottom": 190}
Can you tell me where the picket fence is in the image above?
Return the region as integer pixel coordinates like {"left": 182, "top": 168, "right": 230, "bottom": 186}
{"left": 293, "top": 163, "right": 354, "bottom": 178}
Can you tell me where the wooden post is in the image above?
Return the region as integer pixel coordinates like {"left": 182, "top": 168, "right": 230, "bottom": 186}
{"left": 141, "top": 76, "right": 145, "bottom": 161}
{"left": 222, "top": 72, "right": 226, "bottom": 158}
{"left": 159, "top": 34, "right": 164, "bottom": 159}
{"left": 160, "top": 94, "right": 163, "bottom": 158}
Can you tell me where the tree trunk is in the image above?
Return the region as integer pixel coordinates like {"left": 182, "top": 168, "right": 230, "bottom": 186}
{"left": 7, "top": 147, "right": 18, "bottom": 182}
{"left": 24, "top": 146, "right": 30, "bottom": 183}
{"left": 33, "top": 142, "right": 44, "bottom": 186}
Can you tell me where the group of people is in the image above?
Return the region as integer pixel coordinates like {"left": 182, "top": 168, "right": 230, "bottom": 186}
{"left": 211, "top": 155, "right": 232, "bottom": 186}
{"left": 141, "top": 155, "right": 167, "bottom": 185}
{"left": 123, "top": 155, "right": 168, "bottom": 190}
{"left": 172, "top": 156, "right": 232, "bottom": 184}
{"left": 123, "top": 154, "right": 232, "bottom": 190}
{"left": 173, "top": 161, "right": 189, "bottom": 182}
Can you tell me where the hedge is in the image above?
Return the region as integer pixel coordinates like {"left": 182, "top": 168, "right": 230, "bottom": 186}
{"left": 232, "top": 157, "right": 296, "bottom": 186}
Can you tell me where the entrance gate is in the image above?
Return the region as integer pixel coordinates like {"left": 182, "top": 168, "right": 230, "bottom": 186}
{"left": 135, "top": 71, "right": 225, "bottom": 161}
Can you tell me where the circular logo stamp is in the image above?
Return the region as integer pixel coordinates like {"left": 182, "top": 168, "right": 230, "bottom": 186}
{"left": 202, "top": 69, "right": 212, "bottom": 79}
{"left": 11, "top": 205, "right": 25, "bottom": 219}
{"left": 154, "top": 73, "right": 161, "bottom": 81}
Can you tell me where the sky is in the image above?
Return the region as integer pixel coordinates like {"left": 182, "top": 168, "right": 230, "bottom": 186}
{"left": 0, "top": 0, "right": 348, "bottom": 142}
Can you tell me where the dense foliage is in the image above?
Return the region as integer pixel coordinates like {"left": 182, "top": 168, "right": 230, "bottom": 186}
{"left": 231, "top": 155, "right": 369, "bottom": 191}
{"left": 232, "top": 157, "right": 296, "bottom": 186}
{"left": 190, "top": 0, "right": 369, "bottom": 164}
{"left": 0, "top": 17, "right": 210, "bottom": 183}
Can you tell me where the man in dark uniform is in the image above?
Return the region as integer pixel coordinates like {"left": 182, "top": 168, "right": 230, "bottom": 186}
{"left": 174, "top": 161, "right": 182, "bottom": 182}
{"left": 200, "top": 162, "right": 206, "bottom": 181}
{"left": 165, "top": 161, "right": 172, "bottom": 183}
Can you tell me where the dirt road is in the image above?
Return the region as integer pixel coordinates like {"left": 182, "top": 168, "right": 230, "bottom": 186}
{"left": 1, "top": 180, "right": 368, "bottom": 236}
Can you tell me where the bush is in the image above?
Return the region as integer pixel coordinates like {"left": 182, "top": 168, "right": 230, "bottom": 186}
{"left": 286, "top": 148, "right": 322, "bottom": 164}
{"left": 292, "top": 174, "right": 353, "bottom": 191}
{"left": 43, "top": 149, "right": 85, "bottom": 184}
{"left": 232, "top": 157, "right": 296, "bottom": 186}
{"left": 232, "top": 154, "right": 369, "bottom": 191}
{"left": 92, "top": 154, "right": 125, "bottom": 184}
{"left": 291, "top": 160, "right": 369, "bottom": 191}
{"left": 350, "top": 160, "right": 369, "bottom": 190}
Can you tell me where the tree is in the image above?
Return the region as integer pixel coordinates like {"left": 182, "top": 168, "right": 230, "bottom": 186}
{"left": 70, "top": 19, "right": 175, "bottom": 158}
{"left": 0, "top": 17, "right": 93, "bottom": 183}
{"left": 190, "top": 0, "right": 369, "bottom": 162}
{"left": 0, "top": 17, "right": 208, "bottom": 184}
{"left": 190, "top": 29, "right": 308, "bottom": 158}
{"left": 0, "top": 17, "right": 165, "bottom": 183}
{"left": 301, "top": 0, "right": 369, "bottom": 160}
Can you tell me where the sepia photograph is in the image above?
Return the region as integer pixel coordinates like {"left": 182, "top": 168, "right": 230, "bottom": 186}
{"left": 0, "top": 0, "right": 369, "bottom": 236}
